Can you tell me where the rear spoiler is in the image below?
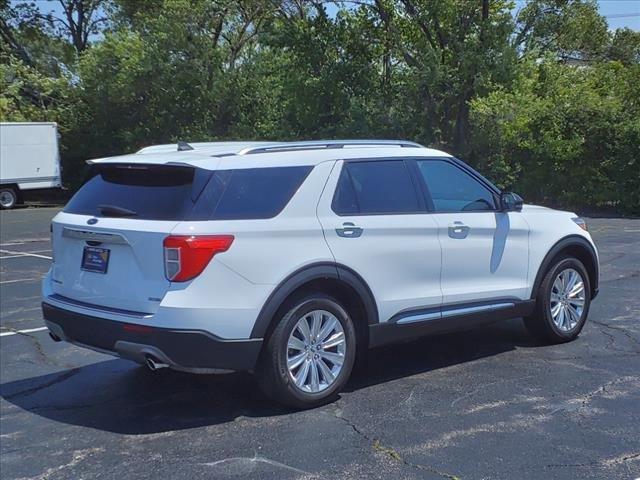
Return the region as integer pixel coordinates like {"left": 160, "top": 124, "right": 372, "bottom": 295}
{"left": 85, "top": 159, "right": 195, "bottom": 167}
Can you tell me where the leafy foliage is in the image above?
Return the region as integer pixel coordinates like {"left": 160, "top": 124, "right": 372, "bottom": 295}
{"left": 1, "top": 0, "right": 638, "bottom": 213}
{"left": 469, "top": 59, "right": 640, "bottom": 213}
{"left": 0, "top": 46, "right": 70, "bottom": 122}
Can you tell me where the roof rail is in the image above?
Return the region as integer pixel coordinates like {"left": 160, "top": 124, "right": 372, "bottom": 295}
{"left": 238, "top": 140, "right": 423, "bottom": 155}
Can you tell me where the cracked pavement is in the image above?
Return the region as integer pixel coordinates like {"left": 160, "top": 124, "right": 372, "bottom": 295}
{"left": 1, "top": 208, "right": 639, "bottom": 480}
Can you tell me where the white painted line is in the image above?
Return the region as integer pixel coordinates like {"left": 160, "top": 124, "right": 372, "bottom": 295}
{"left": 0, "top": 327, "right": 48, "bottom": 337}
{"left": 0, "top": 249, "right": 52, "bottom": 260}
{"left": 0, "top": 238, "right": 49, "bottom": 247}
{"left": 0, "top": 250, "right": 52, "bottom": 259}
{"left": 0, "top": 278, "right": 40, "bottom": 285}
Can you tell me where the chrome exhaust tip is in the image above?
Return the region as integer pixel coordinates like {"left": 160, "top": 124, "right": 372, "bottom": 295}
{"left": 145, "top": 355, "right": 169, "bottom": 371}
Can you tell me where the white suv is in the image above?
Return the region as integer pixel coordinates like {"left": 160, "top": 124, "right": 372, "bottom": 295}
{"left": 42, "top": 140, "right": 599, "bottom": 407}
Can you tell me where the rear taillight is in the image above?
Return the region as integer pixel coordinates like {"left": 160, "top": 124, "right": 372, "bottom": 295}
{"left": 163, "top": 235, "right": 234, "bottom": 282}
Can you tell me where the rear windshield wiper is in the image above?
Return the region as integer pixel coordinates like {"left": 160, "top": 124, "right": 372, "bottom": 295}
{"left": 98, "top": 204, "right": 138, "bottom": 217}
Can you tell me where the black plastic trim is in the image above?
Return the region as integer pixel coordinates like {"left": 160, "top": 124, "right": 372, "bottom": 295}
{"left": 388, "top": 297, "right": 522, "bottom": 323}
{"left": 531, "top": 235, "right": 599, "bottom": 299}
{"left": 42, "top": 302, "right": 263, "bottom": 371}
{"left": 369, "top": 299, "right": 536, "bottom": 348}
{"left": 406, "top": 159, "right": 435, "bottom": 212}
{"left": 48, "top": 293, "right": 151, "bottom": 318}
{"left": 250, "top": 262, "right": 379, "bottom": 339}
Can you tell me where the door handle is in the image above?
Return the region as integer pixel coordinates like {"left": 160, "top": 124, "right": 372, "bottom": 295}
{"left": 336, "top": 222, "right": 363, "bottom": 238}
{"left": 448, "top": 221, "right": 470, "bottom": 239}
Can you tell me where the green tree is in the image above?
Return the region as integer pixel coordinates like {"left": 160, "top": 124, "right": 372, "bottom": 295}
{"left": 513, "top": 0, "right": 609, "bottom": 61}
{"left": 469, "top": 59, "right": 640, "bottom": 214}
{"left": 0, "top": 48, "right": 70, "bottom": 122}
{"left": 1, "top": 0, "right": 638, "bottom": 213}
{"left": 607, "top": 28, "right": 640, "bottom": 65}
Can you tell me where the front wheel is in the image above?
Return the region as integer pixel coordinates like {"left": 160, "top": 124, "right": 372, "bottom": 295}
{"left": 524, "top": 256, "right": 592, "bottom": 343}
{"left": 256, "top": 294, "right": 357, "bottom": 408}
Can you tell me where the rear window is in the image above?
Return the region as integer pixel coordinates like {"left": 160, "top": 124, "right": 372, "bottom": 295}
{"left": 65, "top": 164, "right": 312, "bottom": 221}
{"left": 64, "top": 164, "right": 206, "bottom": 220}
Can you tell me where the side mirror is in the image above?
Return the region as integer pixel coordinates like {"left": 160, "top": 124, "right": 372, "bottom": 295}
{"left": 500, "top": 192, "right": 523, "bottom": 212}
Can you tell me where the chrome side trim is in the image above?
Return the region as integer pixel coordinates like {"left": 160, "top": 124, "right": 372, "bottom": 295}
{"left": 396, "top": 311, "right": 441, "bottom": 325}
{"left": 62, "top": 227, "right": 129, "bottom": 245}
{"left": 395, "top": 302, "right": 515, "bottom": 325}
{"left": 442, "top": 302, "right": 515, "bottom": 318}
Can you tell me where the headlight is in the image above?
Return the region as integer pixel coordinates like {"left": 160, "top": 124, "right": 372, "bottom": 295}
{"left": 572, "top": 217, "right": 588, "bottom": 231}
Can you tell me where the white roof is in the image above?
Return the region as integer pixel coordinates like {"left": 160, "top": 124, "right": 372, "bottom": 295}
{"left": 88, "top": 140, "right": 452, "bottom": 170}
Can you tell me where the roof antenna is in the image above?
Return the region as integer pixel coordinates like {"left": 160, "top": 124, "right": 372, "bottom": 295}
{"left": 177, "top": 141, "right": 194, "bottom": 151}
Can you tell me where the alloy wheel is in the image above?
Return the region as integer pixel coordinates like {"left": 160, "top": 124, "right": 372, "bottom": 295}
{"left": 550, "top": 268, "right": 586, "bottom": 332}
{"left": 286, "top": 310, "right": 346, "bottom": 393}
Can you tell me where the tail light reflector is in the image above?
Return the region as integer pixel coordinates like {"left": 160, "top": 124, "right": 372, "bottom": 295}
{"left": 123, "top": 323, "right": 154, "bottom": 334}
{"left": 163, "top": 235, "right": 234, "bottom": 282}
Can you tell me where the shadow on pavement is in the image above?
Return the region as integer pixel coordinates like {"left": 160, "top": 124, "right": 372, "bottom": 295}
{"left": 1, "top": 318, "right": 537, "bottom": 435}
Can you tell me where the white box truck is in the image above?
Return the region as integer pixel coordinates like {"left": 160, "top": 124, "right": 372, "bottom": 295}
{"left": 0, "top": 122, "right": 62, "bottom": 209}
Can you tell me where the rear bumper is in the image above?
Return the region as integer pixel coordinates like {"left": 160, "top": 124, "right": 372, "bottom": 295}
{"left": 42, "top": 302, "right": 263, "bottom": 372}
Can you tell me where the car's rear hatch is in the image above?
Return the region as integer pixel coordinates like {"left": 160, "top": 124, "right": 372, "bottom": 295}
{"left": 49, "top": 159, "right": 315, "bottom": 315}
{"left": 49, "top": 163, "right": 211, "bottom": 314}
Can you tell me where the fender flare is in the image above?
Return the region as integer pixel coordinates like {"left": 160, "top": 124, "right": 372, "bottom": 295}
{"left": 531, "top": 235, "right": 599, "bottom": 300}
{"left": 250, "top": 262, "right": 378, "bottom": 339}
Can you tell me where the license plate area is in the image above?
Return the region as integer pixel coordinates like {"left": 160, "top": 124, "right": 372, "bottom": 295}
{"left": 81, "top": 246, "right": 110, "bottom": 274}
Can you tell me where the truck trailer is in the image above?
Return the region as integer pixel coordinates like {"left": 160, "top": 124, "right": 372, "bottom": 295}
{"left": 0, "top": 122, "right": 63, "bottom": 209}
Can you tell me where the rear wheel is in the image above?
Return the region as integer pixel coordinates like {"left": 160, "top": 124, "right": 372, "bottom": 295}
{"left": 524, "top": 256, "right": 591, "bottom": 343}
{"left": 0, "top": 187, "right": 18, "bottom": 209}
{"left": 256, "top": 294, "right": 356, "bottom": 408}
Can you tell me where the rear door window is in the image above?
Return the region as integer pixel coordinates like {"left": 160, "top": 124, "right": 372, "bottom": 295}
{"left": 332, "top": 160, "right": 422, "bottom": 215}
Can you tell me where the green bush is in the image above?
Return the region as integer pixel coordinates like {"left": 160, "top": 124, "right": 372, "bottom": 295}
{"left": 469, "top": 59, "right": 640, "bottom": 215}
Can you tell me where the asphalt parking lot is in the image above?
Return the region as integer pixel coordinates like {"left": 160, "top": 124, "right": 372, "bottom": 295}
{"left": 1, "top": 207, "right": 638, "bottom": 480}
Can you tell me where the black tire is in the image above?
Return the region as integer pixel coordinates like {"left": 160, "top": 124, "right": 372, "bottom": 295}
{"left": 524, "top": 256, "right": 591, "bottom": 343}
{"left": 256, "top": 294, "right": 357, "bottom": 408}
{"left": 0, "top": 187, "right": 18, "bottom": 209}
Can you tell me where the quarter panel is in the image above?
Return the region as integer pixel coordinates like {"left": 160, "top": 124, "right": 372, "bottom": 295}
{"left": 171, "top": 161, "right": 337, "bottom": 286}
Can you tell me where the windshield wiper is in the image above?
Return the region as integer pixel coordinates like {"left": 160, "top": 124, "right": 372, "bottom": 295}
{"left": 98, "top": 204, "right": 137, "bottom": 217}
